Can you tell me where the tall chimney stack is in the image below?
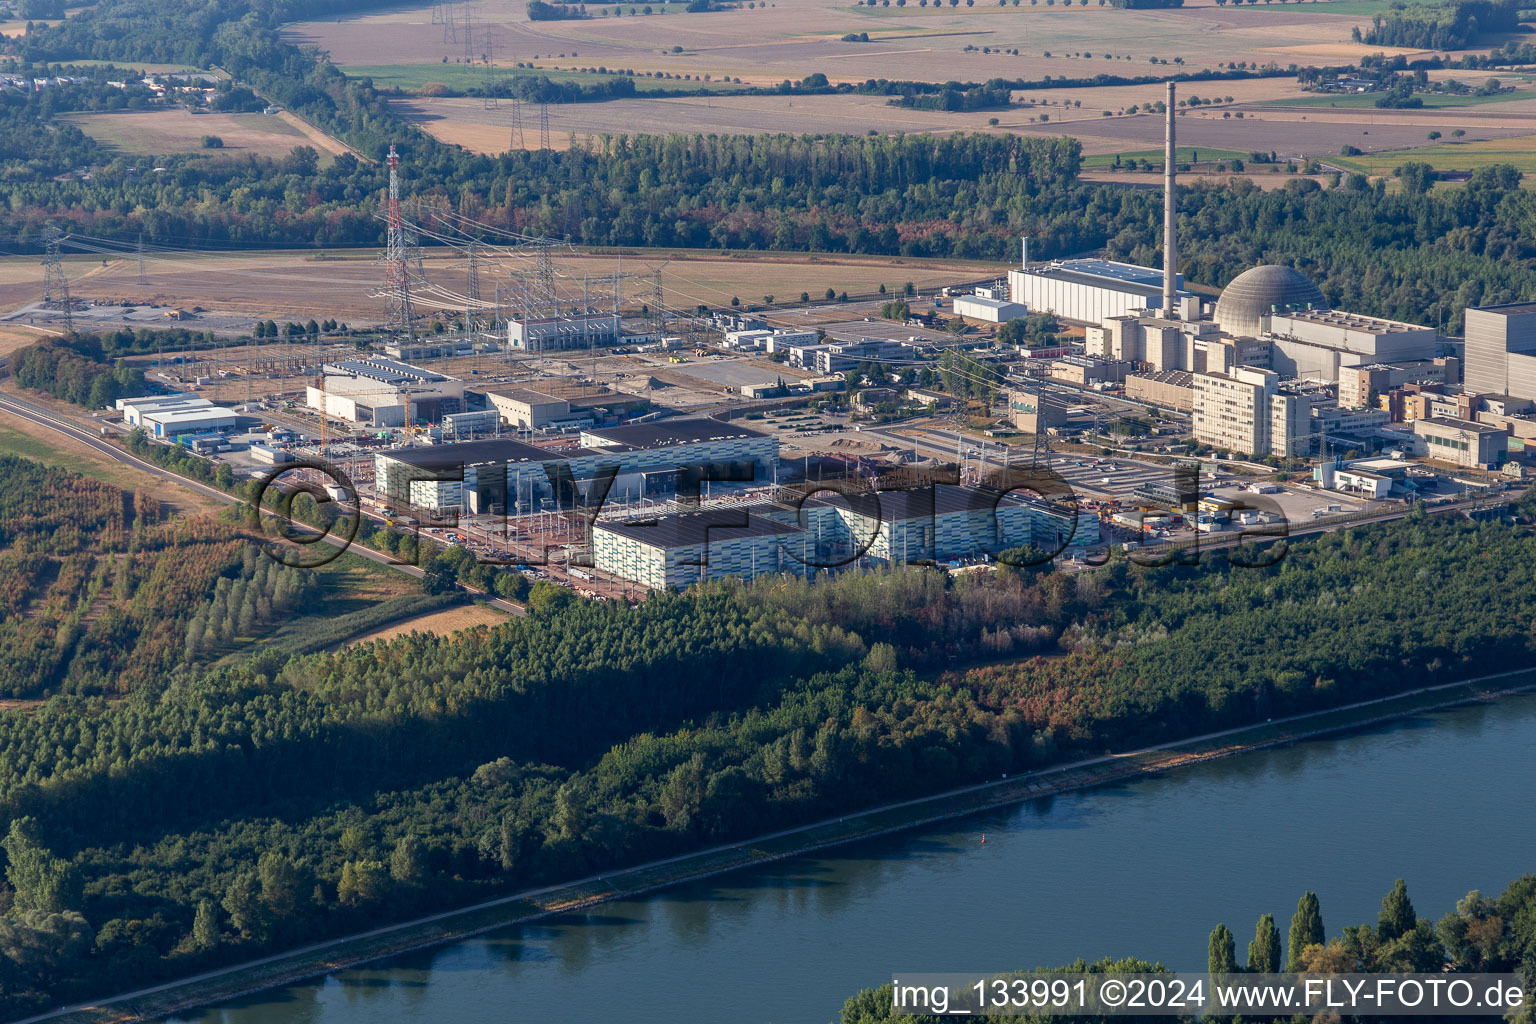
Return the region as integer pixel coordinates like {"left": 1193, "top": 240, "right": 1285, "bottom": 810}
{"left": 1163, "top": 81, "right": 1177, "bottom": 317}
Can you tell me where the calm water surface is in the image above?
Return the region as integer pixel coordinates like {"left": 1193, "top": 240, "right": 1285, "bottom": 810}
{"left": 172, "top": 693, "right": 1536, "bottom": 1024}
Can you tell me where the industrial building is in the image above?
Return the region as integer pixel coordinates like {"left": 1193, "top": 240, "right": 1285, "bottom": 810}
{"left": 117, "top": 393, "right": 239, "bottom": 437}
{"left": 1126, "top": 370, "right": 1195, "bottom": 412}
{"left": 953, "top": 292, "right": 1028, "bottom": 323}
{"left": 307, "top": 358, "right": 466, "bottom": 427}
{"left": 1263, "top": 309, "right": 1439, "bottom": 381}
{"left": 376, "top": 418, "right": 777, "bottom": 516}
{"left": 813, "top": 339, "right": 918, "bottom": 375}
{"left": 1008, "top": 259, "right": 1194, "bottom": 326}
{"left": 591, "top": 511, "right": 813, "bottom": 589}
{"left": 483, "top": 388, "right": 573, "bottom": 430}
{"left": 1338, "top": 359, "right": 1457, "bottom": 409}
{"left": 441, "top": 409, "right": 501, "bottom": 438}
{"left": 1049, "top": 357, "right": 1132, "bottom": 387}
{"left": 507, "top": 312, "right": 622, "bottom": 352}
{"left": 1003, "top": 388, "right": 1071, "bottom": 433}
{"left": 1192, "top": 367, "right": 1312, "bottom": 457}
{"left": 1212, "top": 265, "right": 1329, "bottom": 339}
{"left": 1463, "top": 303, "right": 1536, "bottom": 401}
{"left": 590, "top": 484, "right": 1098, "bottom": 589}
{"left": 1412, "top": 417, "right": 1508, "bottom": 469}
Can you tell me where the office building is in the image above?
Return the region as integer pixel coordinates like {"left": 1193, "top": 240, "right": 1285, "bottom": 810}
{"left": 1003, "top": 388, "right": 1070, "bottom": 433}
{"left": 1192, "top": 367, "right": 1311, "bottom": 457}
{"left": 591, "top": 511, "right": 814, "bottom": 589}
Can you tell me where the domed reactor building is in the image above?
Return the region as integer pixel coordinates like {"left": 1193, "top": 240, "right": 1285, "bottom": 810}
{"left": 1212, "top": 265, "right": 1328, "bottom": 339}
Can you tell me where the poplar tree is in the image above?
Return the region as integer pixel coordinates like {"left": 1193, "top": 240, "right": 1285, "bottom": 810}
{"left": 1248, "top": 913, "right": 1281, "bottom": 973}
{"left": 1378, "top": 878, "right": 1417, "bottom": 941}
{"left": 1208, "top": 924, "right": 1237, "bottom": 974}
{"left": 1287, "top": 892, "right": 1325, "bottom": 971}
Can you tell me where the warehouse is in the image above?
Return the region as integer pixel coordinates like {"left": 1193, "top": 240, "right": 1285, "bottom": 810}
{"left": 119, "top": 393, "right": 212, "bottom": 425}
{"left": 1008, "top": 259, "right": 1192, "bottom": 326}
{"left": 953, "top": 294, "right": 1028, "bottom": 323}
{"left": 141, "top": 404, "right": 238, "bottom": 438}
{"left": 483, "top": 388, "right": 572, "bottom": 430}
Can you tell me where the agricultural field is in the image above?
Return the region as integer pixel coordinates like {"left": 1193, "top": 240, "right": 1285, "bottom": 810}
{"left": 1332, "top": 133, "right": 1536, "bottom": 176}
{"left": 397, "top": 85, "right": 1536, "bottom": 161}
{"left": 285, "top": 0, "right": 1398, "bottom": 93}
{"left": 58, "top": 109, "right": 317, "bottom": 158}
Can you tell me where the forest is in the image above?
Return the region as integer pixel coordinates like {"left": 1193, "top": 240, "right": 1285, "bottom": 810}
{"left": 836, "top": 875, "right": 1536, "bottom": 1021}
{"left": 1, "top": 455, "right": 1536, "bottom": 1012}
{"left": 1357, "top": 0, "right": 1520, "bottom": 49}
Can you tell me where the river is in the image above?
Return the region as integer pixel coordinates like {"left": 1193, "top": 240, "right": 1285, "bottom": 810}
{"left": 171, "top": 693, "right": 1536, "bottom": 1024}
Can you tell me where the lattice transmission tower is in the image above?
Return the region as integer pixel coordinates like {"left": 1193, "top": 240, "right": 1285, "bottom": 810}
{"left": 382, "top": 144, "right": 418, "bottom": 342}
{"left": 41, "top": 226, "right": 73, "bottom": 332}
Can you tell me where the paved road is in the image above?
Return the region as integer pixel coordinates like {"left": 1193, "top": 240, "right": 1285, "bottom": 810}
{"left": 0, "top": 393, "right": 524, "bottom": 616}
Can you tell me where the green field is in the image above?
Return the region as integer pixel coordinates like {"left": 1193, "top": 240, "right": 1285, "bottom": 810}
{"left": 1263, "top": 89, "right": 1536, "bottom": 109}
{"left": 1333, "top": 134, "right": 1536, "bottom": 176}
{"left": 342, "top": 62, "right": 746, "bottom": 95}
{"left": 1083, "top": 146, "right": 1249, "bottom": 167}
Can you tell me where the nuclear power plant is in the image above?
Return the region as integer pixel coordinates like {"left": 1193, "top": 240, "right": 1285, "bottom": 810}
{"left": 995, "top": 83, "right": 1510, "bottom": 465}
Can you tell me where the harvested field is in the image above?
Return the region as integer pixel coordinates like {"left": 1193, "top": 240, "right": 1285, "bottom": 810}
{"left": 286, "top": 0, "right": 1385, "bottom": 90}
{"left": 59, "top": 109, "right": 316, "bottom": 158}
{"left": 346, "top": 603, "right": 511, "bottom": 645}
{"left": 397, "top": 87, "right": 1536, "bottom": 159}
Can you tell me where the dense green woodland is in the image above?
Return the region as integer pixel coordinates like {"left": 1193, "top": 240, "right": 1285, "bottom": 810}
{"left": 837, "top": 877, "right": 1536, "bottom": 1022}
{"left": 4, "top": 1, "right": 1536, "bottom": 328}
{"left": 2, "top": 445, "right": 1536, "bottom": 1012}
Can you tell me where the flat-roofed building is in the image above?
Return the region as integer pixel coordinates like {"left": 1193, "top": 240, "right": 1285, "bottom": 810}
{"left": 1413, "top": 416, "right": 1508, "bottom": 469}
{"left": 1126, "top": 370, "right": 1194, "bottom": 412}
{"left": 592, "top": 511, "right": 812, "bottom": 589}
{"left": 121, "top": 395, "right": 214, "bottom": 425}
{"left": 508, "top": 312, "right": 622, "bottom": 352}
{"left": 1265, "top": 309, "right": 1438, "bottom": 382}
{"left": 1050, "top": 357, "right": 1131, "bottom": 387}
{"left": 484, "top": 388, "right": 571, "bottom": 430}
{"left": 378, "top": 418, "right": 780, "bottom": 516}
{"left": 1338, "top": 359, "right": 1455, "bottom": 409}
{"left": 1192, "top": 366, "right": 1310, "bottom": 457}
{"left": 1464, "top": 302, "right": 1536, "bottom": 400}
{"left": 953, "top": 294, "right": 1028, "bottom": 323}
{"left": 141, "top": 405, "right": 238, "bottom": 437}
{"left": 1009, "top": 259, "right": 1190, "bottom": 325}
{"left": 1003, "top": 388, "right": 1070, "bottom": 433}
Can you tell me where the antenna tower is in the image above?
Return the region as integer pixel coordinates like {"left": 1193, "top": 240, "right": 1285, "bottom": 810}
{"left": 383, "top": 144, "right": 418, "bottom": 342}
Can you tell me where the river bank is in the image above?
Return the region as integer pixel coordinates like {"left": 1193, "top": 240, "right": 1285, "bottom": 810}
{"left": 30, "top": 668, "right": 1536, "bottom": 1024}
